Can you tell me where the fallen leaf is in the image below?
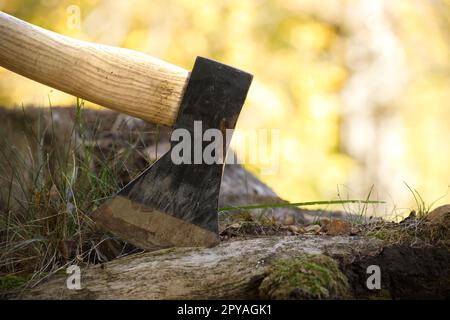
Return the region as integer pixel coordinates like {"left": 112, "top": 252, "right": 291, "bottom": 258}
{"left": 284, "top": 215, "right": 295, "bottom": 225}
{"left": 322, "top": 219, "right": 352, "bottom": 236}
{"left": 288, "top": 225, "right": 305, "bottom": 234}
{"left": 304, "top": 224, "right": 321, "bottom": 234}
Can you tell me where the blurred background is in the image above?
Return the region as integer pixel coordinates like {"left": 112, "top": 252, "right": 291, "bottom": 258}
{"left": 1, "top": 0, "right": 449, "bottom": 219}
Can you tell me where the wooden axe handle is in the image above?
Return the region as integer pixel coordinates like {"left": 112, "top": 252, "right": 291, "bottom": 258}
{"left": 0, "top": 11, "right": 189, "bottom": 126}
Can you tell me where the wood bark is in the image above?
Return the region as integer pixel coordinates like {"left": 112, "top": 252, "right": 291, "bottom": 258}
{"left": 20, "top": 234, "right": 450, "bottom": 300}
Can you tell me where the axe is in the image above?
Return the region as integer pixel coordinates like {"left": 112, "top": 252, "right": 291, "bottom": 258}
{"left": 0, "top": 12, "right": 252, "bottom": 250}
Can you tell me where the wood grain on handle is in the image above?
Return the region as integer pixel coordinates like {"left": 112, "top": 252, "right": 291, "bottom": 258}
{"left": 0, "top": 11, "right": 189, "bottom": 127}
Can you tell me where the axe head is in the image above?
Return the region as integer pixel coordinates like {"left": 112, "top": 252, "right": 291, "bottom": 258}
{"left": 91, "top": 57, "right": 253, "bottom": 251}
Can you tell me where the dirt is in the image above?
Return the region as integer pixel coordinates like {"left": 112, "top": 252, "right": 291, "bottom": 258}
{"left": 342, "top": 245, "right": 450, "bottom": 299}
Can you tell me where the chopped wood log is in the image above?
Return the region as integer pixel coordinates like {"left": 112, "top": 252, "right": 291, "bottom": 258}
{"left": 20, "top": 235, "right": 450, "bottom": 299}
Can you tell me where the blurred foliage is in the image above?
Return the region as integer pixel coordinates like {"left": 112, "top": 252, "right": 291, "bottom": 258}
{"left": 0, "top": 0, "right": 449, "bottom": 218}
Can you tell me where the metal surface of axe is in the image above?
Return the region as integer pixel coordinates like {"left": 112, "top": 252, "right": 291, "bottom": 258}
{"left": 0, "top": 12, "right": 253, "bottom": 250}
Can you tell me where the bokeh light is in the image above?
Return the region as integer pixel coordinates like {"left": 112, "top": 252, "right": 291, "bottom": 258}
{"left": 1, "top": 0, "right": 449, "bottom": 219}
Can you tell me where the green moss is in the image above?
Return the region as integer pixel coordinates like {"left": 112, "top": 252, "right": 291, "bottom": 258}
{"left": 259, "top": 254, "right": 350, "bottom": 299}
{"left": 365, "top": 227, "right": 413, "bottom": 245}
{"left": 366, "top": 230, "right": 389, "bottom": 241}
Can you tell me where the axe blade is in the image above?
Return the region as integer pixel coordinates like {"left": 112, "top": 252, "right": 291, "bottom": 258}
{"left": 91, "top": 57, "right": 253, "bottom": 250}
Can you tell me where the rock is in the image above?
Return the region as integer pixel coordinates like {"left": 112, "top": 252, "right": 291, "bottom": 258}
{"left": 426, "top": 205, "right": 450, "bottom": 225}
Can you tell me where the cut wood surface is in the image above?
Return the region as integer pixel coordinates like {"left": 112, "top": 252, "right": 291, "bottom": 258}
{"left": 0, "top": 12, "right": 189, "bottom": 126}
{"left": 21, "top": 234, "right": 450, "bottom": 300}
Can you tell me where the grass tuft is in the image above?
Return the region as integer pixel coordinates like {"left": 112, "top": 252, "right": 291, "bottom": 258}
{"left": 0, "top": 101, "right": 155, "bottom": 291}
